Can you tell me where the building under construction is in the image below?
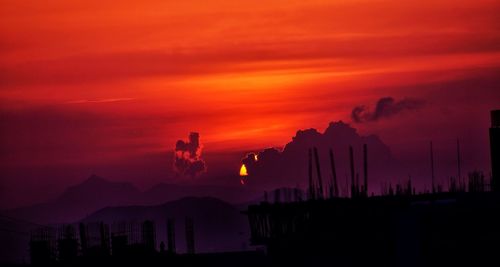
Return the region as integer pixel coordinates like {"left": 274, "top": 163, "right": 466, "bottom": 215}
{"left": 28, "top": 220, "right": 159, "bottom": 265}
{"left": 28, "top": 218, "right": 267, "bottom": 267}
{"left": 246, "top": 110, "right": 500, "bottom": 267}
{"left": 491, "top": 110, "right": 500, "bottom": 191}
{"left": 248, "top": 191, "right": 500, "bottom": 266}
{"left": 29, "top": 227, "right": 56, "bottom": 266}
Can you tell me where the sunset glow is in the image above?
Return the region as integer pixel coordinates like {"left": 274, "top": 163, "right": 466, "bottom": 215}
{"left": 1, "top": 0, "right": 500, "bottom": 209}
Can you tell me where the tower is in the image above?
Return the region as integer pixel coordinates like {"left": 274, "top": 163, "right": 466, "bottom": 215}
{"left": 490, "top": 110, "right": 500, "bottom": 191}
{"left": 185, "top": 217, "right": 195, "bottom": 254}
{"left": 363, "top": 144, "right": 368, "bottom": 197}
{"left": 430, "top": 141, "right": 435, "bottom": 193}
{"left": 167, "top": 218, "right": 176, "bottom": 254}
{"left": 141, "top": 220, "right": 156, "bottom": 252}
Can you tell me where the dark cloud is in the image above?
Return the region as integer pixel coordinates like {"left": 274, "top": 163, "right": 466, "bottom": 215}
{"left": 174, "top": 132, "right": 206, "bottom": 177}
{"left": 351, "top": 97, "right": 425, "bottom": 123}
{"left": 240, "top": 121, "right": 397, "bottom": 194}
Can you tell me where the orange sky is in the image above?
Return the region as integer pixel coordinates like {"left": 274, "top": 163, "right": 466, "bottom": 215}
{"left": 1, "top": 0, "right": 500, "bottom": 207}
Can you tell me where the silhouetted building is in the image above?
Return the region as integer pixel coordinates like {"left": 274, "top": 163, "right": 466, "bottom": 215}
{"left": 30, "top": 227, "right": 56, "bottom": 266}
{"left": 57, "top": 238, "right": 78, "bottom": 263}
{"left": 79, "top": 223, "right": 88, "bottom": 253}
{"left": 363, "top": 143, "right": 368, "bottom": 196}
{"left": 247, "top": 192, "right": 500, "bottom": 267}
{"left": 185, "top": 217, "right": 195, "bottom": 254}
{"left": 246, "top": 138, "right": 500, "bottom": 267}
{"left": 468, "top": 170, "right": 487, "bottom": 192}
{"left": 28, "top": 220, "right": 268, "bottom": 266}
{"left": 141, "top": 220, "right": 156, "bottom": 252}
{"left": 57, "top": 225, "right": 78, "bottom": 263}
{"left": 167, "top": 218, "right": 176, "bottom": 254}
{"left": 79, "top": 222, "right": 110, "bottom": 258}
{"left": 111, "top": 234, "right": 128, "bottom": 257}
{"left": 491, "top": 110, "right": 500, "bottom": 191}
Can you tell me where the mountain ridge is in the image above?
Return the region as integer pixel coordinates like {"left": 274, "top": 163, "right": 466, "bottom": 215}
{"left": 4, "top": 175, "right": 260, "bottom": 224}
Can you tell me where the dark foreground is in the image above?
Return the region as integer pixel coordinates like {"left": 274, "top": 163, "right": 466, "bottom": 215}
{"left": 248, "top": 191, "right": 500, "bottom": 267}
{"left": 18, "top": 191, "right": 500, "bottom": 267}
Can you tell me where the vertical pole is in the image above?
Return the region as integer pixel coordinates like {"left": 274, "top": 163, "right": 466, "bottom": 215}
{"left": 167, "top": 218, "right": 176, "bottom": 254}
{"left": 457, "top": 139, "right": 462, "bottom": 191}
{"left": 308, "top": 149, "right": 314, "bottom": 200}
{"left": 363, "top": 144, "right": 368, "bottom": 197}
{"left": 430, "top": 141, "right": 435, "bottom": 193}
{"left": 79, "top": 223, "right": 87, "bottom": 254}
{"left": 329, "top": 149, "right": 339, "bottom": 198}
{"left": 313, "top": 147, "right": 324, "bottom": 199}
{"left": 349, "top": 146, "right": 355, "bottom": 198}
{"left": 185, "top": 217, "right": 195, "bottom": 255}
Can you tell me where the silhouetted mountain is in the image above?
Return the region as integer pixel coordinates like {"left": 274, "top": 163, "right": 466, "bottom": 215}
{"left": 1, "top": 175, "right": 142, "bottom": 264}
{"left": 4, "top": 175, "right": 142, "bottom": 223}
{"left": 141, "top": 183, "right": 260, "bottom": 205}
{"left": 4, "top": 175, "right": 261, "bottom": 224}
{"left": 82, "top": 197, "right": 250, "bottom": 253}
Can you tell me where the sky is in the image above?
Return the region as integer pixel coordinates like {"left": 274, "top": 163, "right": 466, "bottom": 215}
{"left": 1, "top": 0, "right": 500, "bottom": 208}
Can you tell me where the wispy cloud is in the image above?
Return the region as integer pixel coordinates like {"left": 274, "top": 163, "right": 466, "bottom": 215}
{"left": 66, "top": 98, "right": 135, "bottom": 104}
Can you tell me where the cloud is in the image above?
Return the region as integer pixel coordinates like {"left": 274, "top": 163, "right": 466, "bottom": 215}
{"left": 66, "top": 98, "right": 134, "bottom": 104}
{"left": 240, "top": 121, "right": 397, "bottom": 192}
{"left": 174, "top": 132, "right": 206, "bottom": 177}
{"left": 351, "top": 97, "right": 425, "bottom": 123}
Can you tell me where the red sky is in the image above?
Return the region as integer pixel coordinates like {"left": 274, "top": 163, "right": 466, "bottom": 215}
{"left": 1, "top": 0, "right": 500, "bottom": 208}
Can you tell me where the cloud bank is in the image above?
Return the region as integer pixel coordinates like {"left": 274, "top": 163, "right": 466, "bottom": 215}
{"left": 241, "top": 121, "right": 397, "bottom": 193}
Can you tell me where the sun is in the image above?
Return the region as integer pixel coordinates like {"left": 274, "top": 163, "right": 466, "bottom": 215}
{"left": 239, "top": 164, "right": 248, "bottom": 176}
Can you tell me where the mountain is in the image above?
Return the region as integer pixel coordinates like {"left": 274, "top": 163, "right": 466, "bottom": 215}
{"left": 4, "top": 175, "right": 261, "bottom": 224}
{"left": 4, "top": 175, "right": 142, "bottom": 223}
{"left": 3, "top": 121, "right": 396, "bottom": 225}
{"left": 82, "top": 197, "right": 250, "bottom": 253}
{"left": 141, "top": 182, "right": 260, "bottom": 205}
{"left": 0, "top": 175, "right": 142, "bottom": 264}
{"left": 0, "top": 196, "right": 252, "bottom": 264}
{"left": 0, "top": 174, "right": 260, "bottom": 263}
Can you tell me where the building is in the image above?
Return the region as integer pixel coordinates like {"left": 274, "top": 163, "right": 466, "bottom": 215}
{"left": 141, "top": 220, "right": 156, "bottom": 252}
{"left": 30, "top": 227, "right": 56, "bottom": 266}
{"left": 247, "top": 193, "right": 500, "bottom": 267}
{"left": 491, "top": 110, "right": 500, "bottom": 191}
